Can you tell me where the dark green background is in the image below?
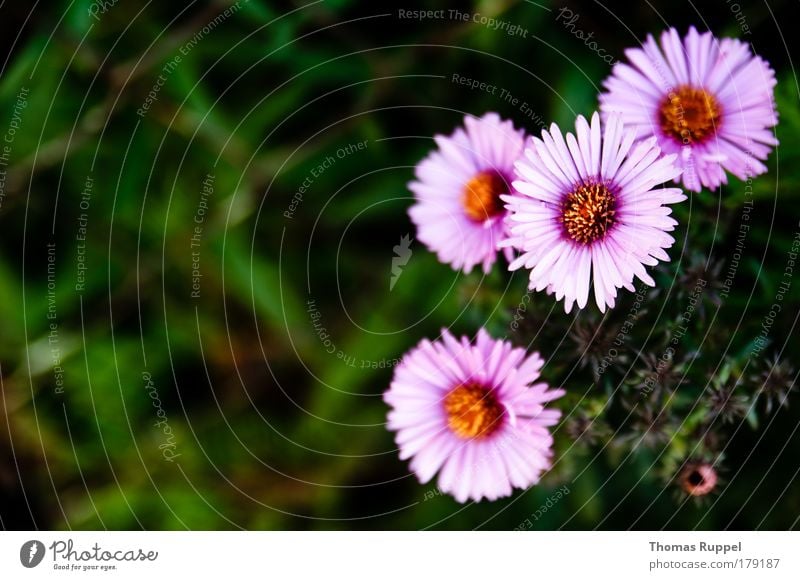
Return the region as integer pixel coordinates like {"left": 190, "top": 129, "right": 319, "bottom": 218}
{"left": 0, "top": 0, "right": 798, "bottom": 529}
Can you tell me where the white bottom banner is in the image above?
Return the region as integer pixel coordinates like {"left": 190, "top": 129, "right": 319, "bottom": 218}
{"left": 1, "top": 531, "right": 798, "bottom": 578}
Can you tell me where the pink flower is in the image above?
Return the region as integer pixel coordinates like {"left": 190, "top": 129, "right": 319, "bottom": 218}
{"left": 384, "top": 328, "right": 564, "bottom": 503}
{"left": 502, "top": 112, "right": 685, "bottom": 312}
{"left": 600, "top": 27, "right": 778, "bottom": 192}
{"left": 679, "top": 461, "right": 719, "bottom": 497}
{"left": 408, "top": 113, "right": 526, "bottom": 273}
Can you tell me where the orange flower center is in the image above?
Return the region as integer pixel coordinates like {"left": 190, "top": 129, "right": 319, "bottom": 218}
{"left": 443, "top": 383, "right": 505, "bottom": 439}
{"left": 462, "top": 171, "right": 507, "bottom": 222}
{"left": 658, "top": 85, "right": 721, "bottom": 144}
{"left": 561, "top": 181, "right": 616, "bottom": 244}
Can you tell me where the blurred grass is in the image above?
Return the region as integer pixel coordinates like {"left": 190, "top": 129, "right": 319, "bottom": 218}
{"left": 0, "top": 0, "right": 798, "bottom": 530}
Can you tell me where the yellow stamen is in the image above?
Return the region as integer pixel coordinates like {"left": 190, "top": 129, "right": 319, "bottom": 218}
{"left": 443, "top": 383, "right": 504, "bottom": 439}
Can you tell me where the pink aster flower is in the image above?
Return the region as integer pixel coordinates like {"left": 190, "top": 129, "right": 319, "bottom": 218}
{"left": 408, "top": 113, "right": 526, "bottom": 273}
{"left": 502, "top": 112, "right": 685, "bottom": 312}
{"left": 384, "top": 328, "right": 564, "bottom": 503}
{"left": 679, "top": 461, "right": 719, "bottom": 497}
{"left": 600, "top": 27, "right": 778, "bottom": 192}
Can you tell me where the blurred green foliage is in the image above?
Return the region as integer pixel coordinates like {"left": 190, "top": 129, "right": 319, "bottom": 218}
{"left": 0, "top": 0, "right": 798, "bottom": 530}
